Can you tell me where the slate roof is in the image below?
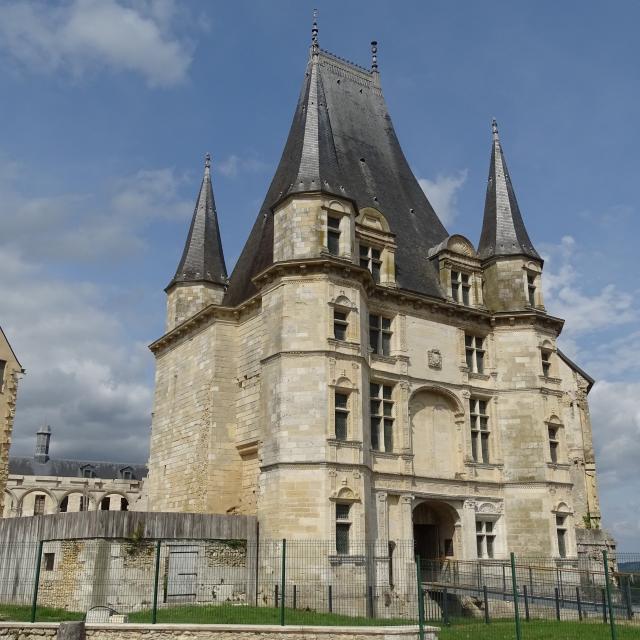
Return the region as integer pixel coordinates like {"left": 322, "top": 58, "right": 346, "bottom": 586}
{"left": 9, "top": 456, "right": 148, "bottom": 480}
{"left": 168, "top": 154, "right": 228, "bottom": 289}
{"left": 557, "top": 349, "right": 595, "bottom": 392}
{"left": 224, "top": 47, "right": 449, "bottom": 306}
{"left": 478, "top": 120, "right": 540, "bottom": 261}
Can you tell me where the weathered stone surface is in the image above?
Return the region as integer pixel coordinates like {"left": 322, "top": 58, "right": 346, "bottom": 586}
{"left": 57, "top": 621, "right": 86, "bottom": 639}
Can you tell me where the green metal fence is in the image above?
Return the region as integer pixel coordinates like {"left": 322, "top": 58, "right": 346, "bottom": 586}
{"left": 0, "top": 538, "right": 637, "bottom": 639}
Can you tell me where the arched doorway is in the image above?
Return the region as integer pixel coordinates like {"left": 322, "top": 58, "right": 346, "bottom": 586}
{"left": 413, "top": 500, "right": 459, "bottom": 564}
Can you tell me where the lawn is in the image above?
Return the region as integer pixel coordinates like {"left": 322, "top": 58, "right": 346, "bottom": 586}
{"left": 1, "top": 603, "right": 638, "bottom": 638}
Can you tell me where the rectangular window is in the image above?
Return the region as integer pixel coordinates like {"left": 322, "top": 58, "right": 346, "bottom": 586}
{"left": 370, "top": 383, "right": 394, "bottom": 452}
{"left": 360, "top": 244, "right": 382, "bottom": 283}
{"left": 79, "top": 496, "right": 87, "bottom": 512}
{"left": 122, "top": 470, "right": 133, "bottom": 480}
{"left": 369, "top": 314, "right": 392, "bottom": 356}
{"left": 121, "top": 498, "right": 129, "bottom": 511}
{"left": 541, "top": 350, "right": 551, "bottom": 377}
{"left": 101, "top": 497, "right": 110, "bottom": 511}
{"left": 470, "top": 398, "right": 490, "bottom": 464}
{"left": 333, "top": 309, "right": 349, "bottom": 341}
{"left": 451, "top": 271, "right": 471, "bottom": 305}
{"left": 336, "top": 504, "right": 351, "bottom": 555}
{"left": 327, "top": 216, "right": 341, "bottom": 255}
{"left": 556, "top": 515, "right": 567, "bottom": 558}
{"left": 43, "top": 553, "right": 55, "bottom": 571}
{"left": 549, "top": 426, "right": 559, "bottom": 464}
{"left": 0, "top": 359, "right": 6, "bottom": 392}
{"left": 334, "top": 392, "right": 349, "bottom": 441}
{"left": 476, "top": 520, "right": 496, "bottom": 559}
{"left": 527, "top": 274, "right": 537, "bottom": 306}
{"left": 33, "top": 495, "right": 45, "bottom": 516}
{"left": 465, "top": 334, "right": 485, "bottom": 374}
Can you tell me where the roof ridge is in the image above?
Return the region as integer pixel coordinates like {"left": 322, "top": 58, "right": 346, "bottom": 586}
{"left": 319, "top": 47, "right": 372, "bottom": 76}
{"left": 10, "top": 454, "right": 147, "bottom": 467}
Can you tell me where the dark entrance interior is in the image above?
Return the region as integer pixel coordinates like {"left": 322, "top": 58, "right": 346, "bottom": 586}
{"left": 413, "top": 500, "right": 458, "bottom": 579}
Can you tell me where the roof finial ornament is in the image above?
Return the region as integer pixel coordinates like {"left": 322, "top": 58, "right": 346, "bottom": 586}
{"left": 492, "top": 118, "right": 499, "bottom": 140}
{"left": 204, "top": 152, "right": 211, "bottom": 176}
{"left": 371, "top": 41, "right": 378, "bottom": 72}
{"left": 312, "top": 9, "right": 319, "bottom": 55}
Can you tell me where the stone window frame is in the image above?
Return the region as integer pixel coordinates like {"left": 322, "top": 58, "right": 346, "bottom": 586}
{"left": 328, "top": 377, "right": 359, "bottom": 444}
{"left": 464, "top": 333, "right": 486, "bottom": 375}
{"left": 43, "top": 552, "right": 55, "bottom": 572}
{"left": 523, "top": 263, "right": 543, "bottom": 309}
{"left": 552, "top": 502, "right": 574, "bottom": 559}
{"left": 545, "top": 415, "right": 565, "bottom": 466}
{"left": 354, "top": 207, "right": 396, "bottom": 286}
{"left": 329, "top": 487, "right": 361, "bottom": 557}
{"left": 33, "top": 494, "right": 46, "bottom": 516}
{"left": 328, "top": 295, "right": 359, "bottom": 345}
{"left": 451, "top": 269, "right": 473, "bottom": 306}
{"left": 321, "top": 201, "right": 353, "bottom": 260}
{"left": 335, "top": 502, "right": 352, "bottom": 555}
{"left": 475, "top": 517, "right": 497, "bottom": 559}
{"left": 469, "top": 396, "right": 492, "bottom": 464}
{"left": 369, "top": 380, "right": 396, "bottom": 453}
{"left": 368, "top": 310, "right": 395, "bottom": 357}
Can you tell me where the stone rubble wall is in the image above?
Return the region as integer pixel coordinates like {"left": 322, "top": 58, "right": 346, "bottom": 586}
{"left": 0, "top": 623, "right": 432, "bottom": 640}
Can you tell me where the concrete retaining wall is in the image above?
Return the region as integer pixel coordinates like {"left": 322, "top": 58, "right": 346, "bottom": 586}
{"left": 0, "top": 623, "right": 436, "bottom": 640}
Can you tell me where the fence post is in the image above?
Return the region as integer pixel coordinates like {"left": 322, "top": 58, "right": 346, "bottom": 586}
{"left": 624, "top": 577, "right": 633, "bottom": 620}
{"left": 328, "top": 585, "right": 333, "bottom": 613}
{"left": 279, "top": 539, "right": 286, "bottom": 626}
{"left": 293, "top": 584, "right": 297, "bottom": 610}
{"left": 483, "top": 585, "right": 490, "bottom": 624}
{"left": 602, "top": 588, "right": 608, "bottom": 624}
{"left": 274, "top": 584, "right": 278, "bottom": 608}
{"left": 415, "top": 556, "right": 425, "bottom": 640}
{"left": 554, "top": 587, "right": 561, "bottom": 621}
{"left": 523, "top": 584, "right": 530, "bottom": 622}
{"left": 30, "top": 540, "right": 44, "bottom": 623}
{"left": 602, "top": 550, "right": 617, "bottom": 640}
{"left": 442, "top": 587, "right": 449, "bottom": 626}
{"left": 510, "top": 553, "right": 522, "bottom": 640}
{"left": 576, "top": 586, "right": 583, "bottom": 621}
{"left": 151, "top": 540, "right": 161, "bottom": 624}
{"left": 529, "top": 566, "right": 534, "bottom": 597}
{"left": 502, "top": 564, "right": 507, "bottom": 600}
{"left": 368, "top": 585, "right": 374, "bottom": 618}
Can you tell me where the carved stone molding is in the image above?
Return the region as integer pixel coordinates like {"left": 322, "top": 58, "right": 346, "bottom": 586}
{"left": 428, "top": 349, "right": 442, "bottom": 370}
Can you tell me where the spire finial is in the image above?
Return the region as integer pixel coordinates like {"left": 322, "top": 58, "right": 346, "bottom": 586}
{"left": 492, "top": 118, "right": 499, "bottom": 139}
{"left": 312, "top": 9, "right": 319, "bottom": 54}
{"left": 204, "top": 152, "right": 211, "bottom": 176}
{"left": 371, "top": 41, "right": 378, "bottom": 72}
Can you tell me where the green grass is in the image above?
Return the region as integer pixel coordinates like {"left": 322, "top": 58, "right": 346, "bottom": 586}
{"left": 1, "top": 602, "right": 639, "bottom": 638}
{"left": 0, "top": 603, "right": 84, "bottom": 623}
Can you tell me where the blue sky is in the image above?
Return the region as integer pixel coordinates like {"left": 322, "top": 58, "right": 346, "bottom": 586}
{"left": 0, "top": 1, "right": 638, "bottom": 551}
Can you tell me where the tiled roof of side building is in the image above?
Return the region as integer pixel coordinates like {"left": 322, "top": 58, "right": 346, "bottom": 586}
{"left": 224, "top": 46, "right": 449, "bottom": 306}
{"left": 8, "top": 457, "right": 148, "bottom": 480}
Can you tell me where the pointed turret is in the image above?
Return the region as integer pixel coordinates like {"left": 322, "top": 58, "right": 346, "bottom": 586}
{"left": 165, "top": 154, "right": 227, "bottom": 330}
{"left": 478, "top": 120, "right": 540, "bottom": 261}
{"left": 169, "top": 153, "right": 227, "bottom": 289}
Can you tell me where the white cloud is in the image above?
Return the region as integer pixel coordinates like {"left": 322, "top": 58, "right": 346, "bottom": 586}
{"left": 0, "top": 158, "right": 192, "bottom": 261}
{"left": 216, "top": 154, "right": 269, "bottom": 179}
{"left": 0, "top": 247, "right": 153, "bottom": 463}
{"left": 0, "top": 0, "right": 192, "bottom": 87}
{"left": 541, "top": 235, "right": 637, "bottom": 334}
{"left": 418, "top": 170, "right": 468, "bottom": 227}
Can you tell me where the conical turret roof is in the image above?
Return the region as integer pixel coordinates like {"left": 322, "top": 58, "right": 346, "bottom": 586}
{"left": 478, "top": 120, "right": 540, "bottom": 261}
{"left": 169, "top": 154, "right": 228, "bottom": 289}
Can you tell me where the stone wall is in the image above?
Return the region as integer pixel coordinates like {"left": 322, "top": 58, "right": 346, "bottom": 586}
{"left": 0, "top": 329, "right": 22, "bottom": 518}
{"left": 0, "top": 623, "right": 432, "bottom": 640}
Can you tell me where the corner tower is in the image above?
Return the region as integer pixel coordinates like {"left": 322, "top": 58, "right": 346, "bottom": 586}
{"left": 166, "top": 153, "right": 227, "bottom": 330}
{"left": 479, "top": 120, "right": 543, "bottom": 312}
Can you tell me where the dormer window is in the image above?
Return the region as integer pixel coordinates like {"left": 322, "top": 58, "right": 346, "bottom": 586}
{"left": 121, "top": 468, "right": 134, "bottom": 480}
{"left": 451, "top": 270, "right": 471, "bottom": 305}
{"left": 359, "top": 244, "right": 382, "bottom": 283}
{"left": 81, "top": 465, "right": 96, "bottom": 479}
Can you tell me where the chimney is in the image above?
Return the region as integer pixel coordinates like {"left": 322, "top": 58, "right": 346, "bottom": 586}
{"left": 35, "top": 425, "right": 51, "bottom": 463}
